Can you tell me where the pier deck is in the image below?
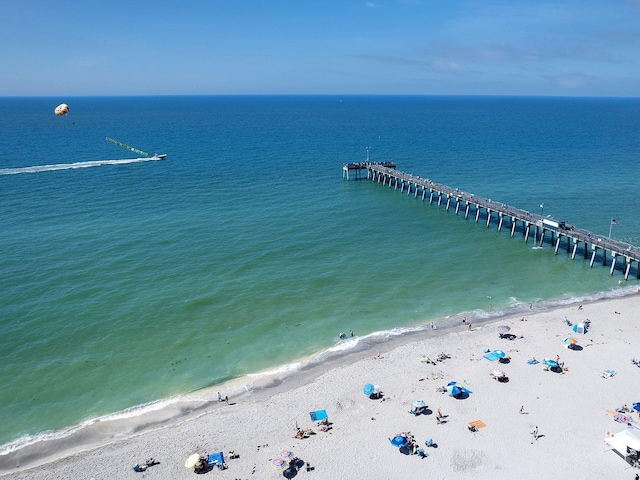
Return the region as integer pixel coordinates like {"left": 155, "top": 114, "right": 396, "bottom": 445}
{"left": 344, "top": 162, "right": 640, "bottom": 280}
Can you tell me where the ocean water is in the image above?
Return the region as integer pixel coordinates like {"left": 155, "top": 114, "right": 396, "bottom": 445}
{"left": 1, "top": 95, "right": 640, "bottom": 458}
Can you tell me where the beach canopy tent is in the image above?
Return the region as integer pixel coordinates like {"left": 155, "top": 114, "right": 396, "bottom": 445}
{"left": 573, "top": 323, "right": 588, "bottom": 334}
{"left": 605, "top": 429, "right": 640, "bottom": 461}
{"left": 389, "top": 435, "right": 409, "bottom": 448}
{"left": 310, "top": 409, "right": 328, "bottom": 422}
{"left": 483, "top": 350, "right": 505, "bottom": 361}
{"left": 207, "top": 452, "right": 225, "bottom": 468}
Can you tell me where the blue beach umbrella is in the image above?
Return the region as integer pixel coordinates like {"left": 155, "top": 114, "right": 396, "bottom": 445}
{"left": 543, "top": 359, "right": 559, "bottom": 368}
{"left": 446, "top": 384, "right": 463, "bottom": 396}
{"left": 363, "top": 383, "right": 375, "bottom": 396}
{"left": 493, "top": 350, "right": 506, "bottom": 359}
{"left": 413, "top": 400, "right": 427, "bottom": 409}
{"left": 389, "top": 435, "right": 409, "bottom": 448}
{"left": 573, "top": 323, "right": 587, "bottom": 334}
{"left": 446, "top": 381, "right": 472, "bottom": 396}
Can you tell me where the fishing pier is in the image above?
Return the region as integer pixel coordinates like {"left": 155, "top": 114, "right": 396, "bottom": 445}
{"left": 343, "top": 162, "right": 640, "bottom": 280}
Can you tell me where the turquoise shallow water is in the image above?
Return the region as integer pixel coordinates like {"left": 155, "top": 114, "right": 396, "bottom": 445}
{"left": 1, "top": 95, "right": 639, "bottom": 455}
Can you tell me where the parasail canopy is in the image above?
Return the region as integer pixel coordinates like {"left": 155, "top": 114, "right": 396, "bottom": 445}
{"left": 54, "top": 103, "right": 69, "bottom": 116}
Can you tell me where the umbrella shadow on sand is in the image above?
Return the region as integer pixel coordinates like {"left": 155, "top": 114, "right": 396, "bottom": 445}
{"left": 399, "top": 444, "right": 413, "bottom": 455}
{"left": 453, "top": 391, "right": 470, "bottom": 399}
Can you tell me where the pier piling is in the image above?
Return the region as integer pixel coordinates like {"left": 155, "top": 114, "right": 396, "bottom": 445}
{"left": 343, "top": 162, "right": 640, "bottom": 279}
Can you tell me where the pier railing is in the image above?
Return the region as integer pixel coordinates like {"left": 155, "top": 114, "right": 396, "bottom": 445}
{"left": 344, "top": 162, "right": 640, "bottom": 280}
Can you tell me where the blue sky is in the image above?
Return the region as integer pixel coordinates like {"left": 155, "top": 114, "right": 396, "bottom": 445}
{"left": 2, "top": 0, "right": 639, "bottom": 96}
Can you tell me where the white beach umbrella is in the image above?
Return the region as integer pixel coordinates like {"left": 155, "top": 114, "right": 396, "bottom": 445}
{"left": 185, "top": 453, "right": 200, "bottom": 468}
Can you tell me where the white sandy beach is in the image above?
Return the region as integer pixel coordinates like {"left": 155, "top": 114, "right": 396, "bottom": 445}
{"left": 3, "top": 294, "right": 640, "bottom": 480}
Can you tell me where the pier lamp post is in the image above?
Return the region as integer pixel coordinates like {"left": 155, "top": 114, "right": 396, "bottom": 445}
{"left": 540, "top": 203, "right": 544, "bottom": 219}
{"left": 366, "top": 146, "right": 371, "bottom": 162}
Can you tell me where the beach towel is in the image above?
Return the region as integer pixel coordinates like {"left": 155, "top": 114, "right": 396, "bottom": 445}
{"left": 615, "top": 413, "right": 633, "bottom": 424}
{"left": 484, "top": 352, "right": 499, "bottom": 361}
{"left": 527, "top": 359, "right": 539, "bottom": 365}
{"left": 468, "top": 420, "right": 487, "bottom": 429}
{"left": 310, "top": 410, "right": 328, "bottom": 422}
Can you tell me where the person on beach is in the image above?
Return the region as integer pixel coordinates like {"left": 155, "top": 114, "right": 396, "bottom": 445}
{"left": 531, "top": 426, "right": 539, "bottom": 443}
{"left": 519, "top": 406, "right": 525, "bottom": 414}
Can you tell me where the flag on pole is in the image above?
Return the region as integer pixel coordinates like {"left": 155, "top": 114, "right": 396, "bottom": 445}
{"left": 611, "top": 219, "right": 619, "bottom": 225}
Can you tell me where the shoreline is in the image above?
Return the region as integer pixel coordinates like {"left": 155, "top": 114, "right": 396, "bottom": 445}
{"left": 2, "top": 290, "right": 640, "bottom": 478}
{"left": 0, "top": 287, "right": 627, "bottom": 459}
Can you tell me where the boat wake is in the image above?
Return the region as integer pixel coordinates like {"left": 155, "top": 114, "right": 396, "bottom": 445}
{"left": 0, "top": 156, "right": 165, "bottom": 175}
